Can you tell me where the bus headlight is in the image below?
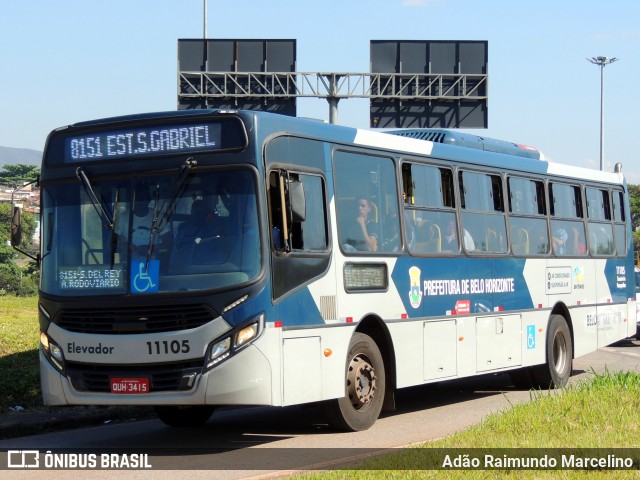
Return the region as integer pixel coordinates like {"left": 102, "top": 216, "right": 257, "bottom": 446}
{"left": 204, "top": 316, "right": 263, "bottom": 371}
{"left": 207, "top": 337, "right": 231, "bottom": 368}
{"left": 236, "top": 323, "right": 258, "bottom": 347}
{"left": 40, "top": 332, "right": 65, "bottom": 373}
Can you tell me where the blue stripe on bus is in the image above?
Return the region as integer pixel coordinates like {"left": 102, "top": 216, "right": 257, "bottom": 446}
{"left": 226, "top": 283, "right": 324, "bottom": 328}
{"left": 604, "top": 258, "right": 633, "bottom": 302}
{"left": 269, "top": 287, "right": 325, "bottom": 326}
{"left": 391, "top": 257, "right": 532, "bottom": 318}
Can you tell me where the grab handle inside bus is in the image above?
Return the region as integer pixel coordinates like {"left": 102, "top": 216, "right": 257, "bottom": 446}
{"left": 279, "top": 173, "right": 290, "bottom": 251}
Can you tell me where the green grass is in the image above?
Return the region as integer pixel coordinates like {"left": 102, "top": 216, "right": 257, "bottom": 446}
{"left": 431, "top": 370, "right": 640, "bottom": 449}
{"left": 297, "top": 371, "right": 640, "bottom": 479}
{"left": 0, "top": 295, "right": 40, "bottom": 411}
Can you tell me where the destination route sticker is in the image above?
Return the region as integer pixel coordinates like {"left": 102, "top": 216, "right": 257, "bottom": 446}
{"left": 545, "top": 267, "right": 572, "bottom": 295}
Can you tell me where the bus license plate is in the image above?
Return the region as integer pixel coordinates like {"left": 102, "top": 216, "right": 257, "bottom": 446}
{"left": 110, "top": 377, "right": 149, "bottom": 394}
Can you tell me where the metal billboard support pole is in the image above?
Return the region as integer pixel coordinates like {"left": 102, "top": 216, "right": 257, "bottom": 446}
{"left": 326, "top": 74, "right": 341, "bottom": 124}
{"left": 328, "top": 98, "right": 339, "bottom": 124}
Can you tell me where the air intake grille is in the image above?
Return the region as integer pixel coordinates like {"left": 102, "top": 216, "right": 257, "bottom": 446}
{"left": 55, "top": 304, "right": 217, "bottom": 335}
{"left": 389, "top": 130, "right": 447, "bottom": 143}
{"left": 66, "top": 360, "right": 203, "bottom": 392}
{"left": 320, "top": 295, "right": 337, "bottom": 321}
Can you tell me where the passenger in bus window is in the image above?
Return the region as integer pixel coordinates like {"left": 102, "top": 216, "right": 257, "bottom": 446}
{"left": 344, "top": 198, "right": 378, "bottom": 252}
{"left": 572, "top": 226, "right": 586, "bottom": 255}
{"left": 552, "top": 226, "right": 568, "bottom": 254}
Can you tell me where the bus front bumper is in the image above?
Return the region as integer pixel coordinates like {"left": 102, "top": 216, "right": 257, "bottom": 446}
{"left": 40, "top": 343, "right": 274, "bottom": 407}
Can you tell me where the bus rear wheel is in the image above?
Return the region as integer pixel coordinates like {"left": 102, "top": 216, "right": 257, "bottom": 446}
{"left": 325, "top": 332, "right": 385, "bottom": 431}
{"left": 531, "top": 314, "right": 573, "bottom": 388}
{"left": 154, "top": 406, "right": 215, "bottom": 427}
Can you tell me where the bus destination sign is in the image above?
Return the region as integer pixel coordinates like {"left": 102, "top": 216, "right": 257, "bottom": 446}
{"left": 58, "top": 265, "right": 124, "bottom": 290}
{"left": 65, "top": 122, "right": 222, "bottom": 162}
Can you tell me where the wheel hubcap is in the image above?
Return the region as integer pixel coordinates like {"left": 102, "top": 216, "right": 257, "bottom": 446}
{"left": 346, "top": 355, "right": 376, "bottom": 410}
{"left": 553, "top": 331, "right": 567, "bottom": 374}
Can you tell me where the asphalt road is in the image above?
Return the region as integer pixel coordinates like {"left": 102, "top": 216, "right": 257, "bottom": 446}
{"left": 2, "top": 338, "right": 640, "bottom": 479}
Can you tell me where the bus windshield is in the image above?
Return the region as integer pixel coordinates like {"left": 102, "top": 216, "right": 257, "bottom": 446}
{"left": 41, "top": 167, "right": 261, "bottom": 296}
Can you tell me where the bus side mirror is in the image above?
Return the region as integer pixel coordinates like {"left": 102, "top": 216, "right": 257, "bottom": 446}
{"left": 289, "top": 180, "right": 306, "bottom": 223}
{"left": 10, "top": 206, "right": 22, "bottom": 247}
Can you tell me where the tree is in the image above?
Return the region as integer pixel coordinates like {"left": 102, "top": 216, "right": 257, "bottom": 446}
{"left": 628, "top": 184, "right": 640, "bottom": 261}
{"left": 0, "top": 164, "right": 39, "bottom": 187}
{"left": 0, "top": 203, "right": 38, "bottom": 296}
{"left": 628, "top": 184, "right": 640, "bottom": 232}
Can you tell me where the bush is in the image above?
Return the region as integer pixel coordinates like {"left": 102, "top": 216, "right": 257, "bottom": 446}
{"left": 16, "top": 274, "right": 38, "bottom": 297}
{"left": 0, "top": 263, "right": 38, "bottom": 297}
{"left": 0, "top": 263, "right": 21, "bottom": 293}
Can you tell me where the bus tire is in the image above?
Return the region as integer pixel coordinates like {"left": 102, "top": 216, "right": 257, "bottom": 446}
{"left": 154, "top": 406, "right": 215, "bottom": 427}
{"left": 324, "top": 332, "right": 385, "bottom": 432}
{"left": 531, "top": 314, "right": 573, "bottom": 388}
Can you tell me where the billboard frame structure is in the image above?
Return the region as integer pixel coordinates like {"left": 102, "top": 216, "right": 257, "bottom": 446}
{"left": 178, "top": 39, "right": 297, "bottom": 115}
{"left": 370, "top": 40, "right": 488, "bottom": 129}
{"left": 177, "top": 39, "right": 488, "bottom": 128}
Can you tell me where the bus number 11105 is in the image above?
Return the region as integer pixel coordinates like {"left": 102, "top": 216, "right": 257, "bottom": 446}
{"left": 146, "top": 340, "right": 191, "bottom": 355}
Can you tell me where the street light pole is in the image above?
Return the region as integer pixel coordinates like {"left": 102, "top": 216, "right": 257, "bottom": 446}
{"left": 587, "top": 56, "right": 618, "bottom": 171}
{"left": 204, "top": 0, "right": 208, "bottom": 39}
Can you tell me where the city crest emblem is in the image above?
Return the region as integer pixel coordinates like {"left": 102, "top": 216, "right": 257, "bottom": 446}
{"left": 409, "top": 266, "right": 422, "bottom": 309}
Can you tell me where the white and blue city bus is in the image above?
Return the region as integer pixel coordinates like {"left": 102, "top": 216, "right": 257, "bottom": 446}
{"left": 23, "top": 109, "right": 636, "bottom": 430}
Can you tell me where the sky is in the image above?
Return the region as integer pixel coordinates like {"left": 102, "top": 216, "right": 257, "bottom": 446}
{"left": 1, "top": 0, "right": 639, "bottom": 181}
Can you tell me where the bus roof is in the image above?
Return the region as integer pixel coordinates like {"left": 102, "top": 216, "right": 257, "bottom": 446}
{"left": 385, "top": 129, "right": 543, "bottom": 160}
{"left": 48, "top": 109, "right": 625, "bottom": 187}
{"left": 349, "top": 129, "right": 624, "bottom": 187}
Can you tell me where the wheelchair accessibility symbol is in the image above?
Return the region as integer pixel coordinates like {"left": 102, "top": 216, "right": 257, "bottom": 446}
{"left": 131, "top": 260, "right": 159, "bottom": 293}
{"left": 527, "top": 324, "right": 536, "bottom": 350}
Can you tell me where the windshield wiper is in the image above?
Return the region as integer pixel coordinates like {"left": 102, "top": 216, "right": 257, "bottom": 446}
{"left": 145, "top": 157, "right": 197, "bottom": 269}
{"left": 109, "top": 188, "right": 121, "bottom": 268}
{"left": 76, "top": 167, "right": 114, "bottom": 231}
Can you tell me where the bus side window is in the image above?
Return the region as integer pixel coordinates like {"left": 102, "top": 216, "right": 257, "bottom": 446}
{"left": 459, "top": 170, "right": 507, "bottom": 254}
{"left": 268, "top": 170, "right": 328, "bottom": 253}
{"left": 268, "top": 169, "right": 330, "bottom": 300}
{"left": 507, "top": 176, "right": 548, "bottom": 256}
{"left": 334, "top": 151, "right": 399, "bottom": 254}
{"left": 549, "top": 182, "right": 587, "bottom": 257}
{"left": 403, "top": 162, "right": 456, "bottom": 255}
{"left": 586, "top": 187, "right": 614, "bottom": 256}
{"left": 612, "top": 190, "right": 627, "bottom": 256}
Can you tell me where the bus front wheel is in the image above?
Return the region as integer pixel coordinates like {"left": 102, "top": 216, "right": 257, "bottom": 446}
{"left": 531, "top": 314, "right": 573, "bottom": 388}
{"left": 154, "top": 405, "right": 215, "bottom": 427}
{"left": 325, "top": 332, "right": 385, "bottom": 431}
